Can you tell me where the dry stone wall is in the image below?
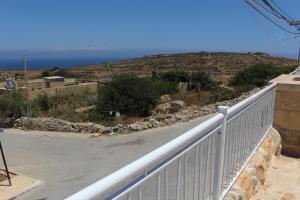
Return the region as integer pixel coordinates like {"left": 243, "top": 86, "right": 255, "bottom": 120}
{"left": 13, "top": 87, "right": 262, "bottom": 135}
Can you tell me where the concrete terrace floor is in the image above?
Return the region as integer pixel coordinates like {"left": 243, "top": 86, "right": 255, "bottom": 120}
{"left": 0, "top": 114, "right": 213, "bottom": 200}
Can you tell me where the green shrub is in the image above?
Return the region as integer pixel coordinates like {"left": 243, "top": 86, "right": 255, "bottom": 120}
{"left": 281, "top": 66, "right": 297, "bottom": 74}
{"left": 229, "top": 64, "right": 289, "bottom": 87}
{"left": 35, "top": 93, "right": 50, "bottom": 112}
{"left": 158, "top": 70, "right": 189, "bottom": 83}
{"left": 0, "top": 90, "right": 27, "bottom": 118}
{"left": 187, "top": 72, "right": 218, "bottom": 91}
{"left": 96, "top": 74, "right": 160, "bottom": 117}
{"left": 41, "top": 70, "right": 50, "bottom": 77}
{"left": 152, "top": 79, "right": 178, "bottom": 95}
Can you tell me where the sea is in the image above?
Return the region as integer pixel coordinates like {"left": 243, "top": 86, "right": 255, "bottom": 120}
{"left": 0, "top": 57, "right": 130, "bottom": 71}
{"left": 0, "top": 52, "right": 297, "bottom": 71}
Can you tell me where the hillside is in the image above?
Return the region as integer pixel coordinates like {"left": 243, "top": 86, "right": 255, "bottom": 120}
{"left": 0, "top": 52, "right": 296, "bottom": 84}
{"left": 69, "top": 52, "right": 297, "bottom": 83}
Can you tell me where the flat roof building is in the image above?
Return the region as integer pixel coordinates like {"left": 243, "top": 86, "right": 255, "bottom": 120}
{"left": 43, "top": 76, "right": 65, "bottom": 82}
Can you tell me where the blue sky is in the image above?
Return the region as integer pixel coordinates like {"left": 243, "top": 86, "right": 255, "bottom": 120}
{"left": 0, "top": 0, "right": 300, "bottom": 58}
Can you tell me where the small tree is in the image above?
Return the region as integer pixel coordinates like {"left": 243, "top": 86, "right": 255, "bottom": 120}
{"left": 36, "top": 93, "right": 50, "bottom": 112}
{"left": 0, "top": 90, "right": 27, "bottom": 118}
{"left": 187, "top": 72, "right": 218, "bottom": 91}
{"left": 96, "top": 74, "right": 160, "bottom": 117}
{"left": 152, "top": 79, "right": 178, "bottom": 95}
{"left": 158, "top": 70, "right": 189, "bottom": 83}
{"left": 41, "top": 70, "right": 50, "bottom": 77}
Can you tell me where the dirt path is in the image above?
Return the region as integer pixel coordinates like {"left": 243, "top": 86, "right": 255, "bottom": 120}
{"left": 251, "top": 156, "right": 300, "bottom": 200}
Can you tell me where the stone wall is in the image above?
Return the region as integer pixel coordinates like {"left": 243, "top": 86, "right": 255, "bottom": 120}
{"left": 29, "top": 82, "right": 98, "bottom": 99}
{"left": 13, "top": 88, "right": 262, "bottom": 135}
{"left": 224, "top": 128, "right": 282, "bottom": 200}
{"left": 14, "top": 117, "right": 109, "bottom": 134}
{"left": 0, "top": 118, "right": 15, "bottom": 128}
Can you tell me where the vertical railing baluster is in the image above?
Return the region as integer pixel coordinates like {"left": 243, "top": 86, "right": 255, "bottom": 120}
{"left": 183, "top": 155, "right": 187, "bottom": 200}
{"left": 203, "top": 138, "right": 211, "bottom": 199}
{"left": 223, "top": 122, "right": 231, "bottom": 188}
{"left": 209, "top": 134, "right": 215, "bottom": 198}
{"left": 164, "top": 168, "right": 168, "bottom": 200}
{"left": 157, "top": 173, "right": 160, "bottom": 200}
{"left": 193, "top": 146, "right": 199, "bottom": 200}
{"left": 198, "top": 145, "right": 203, "bottom": 200}
{"left": 176, "top": 159, "right": 182, "bottom": 200}
{"left": 138, "top": 187, "right": 142, "bottom": 200}
{"left": 215, "top": 106, "right": 229, "bottom": 199}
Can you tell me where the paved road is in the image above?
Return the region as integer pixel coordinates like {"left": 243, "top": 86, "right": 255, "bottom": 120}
{"left": 0, "top": 114, "right": 213, "bottom": 200}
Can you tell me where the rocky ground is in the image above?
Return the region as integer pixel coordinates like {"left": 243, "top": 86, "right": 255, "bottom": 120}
{"left": 250, "top": 156, "right": 300, "bottom": 200}
{"left": 13, "top": 87, "right": 261, "bottom": 135}
{"left": 225, "top": 128, "right": 300, "bottom": 200}
{"left": 71, "top": 52, "right": 296, "bottom": 83}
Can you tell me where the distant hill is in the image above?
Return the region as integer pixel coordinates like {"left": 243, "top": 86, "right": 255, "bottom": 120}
{"left": 69, "top": 52, "right": 296, "bottom": 83}
{"left": 1, "top": 52, "right": 296, "bottom": 83}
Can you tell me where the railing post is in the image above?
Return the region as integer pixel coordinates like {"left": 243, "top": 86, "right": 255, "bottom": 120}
{"left": 215, "top": 106, "right": 229, "bottom": 199}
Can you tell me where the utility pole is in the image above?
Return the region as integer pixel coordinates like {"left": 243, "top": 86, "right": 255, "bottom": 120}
{"left": 291, "top": 22, "right": 300, "bottom": 66}
{"left": 23, "top": 55, "right": 32, "bottom": 120}
{"left": 298, "top": 33, "right": 300, "bottom": 66}
{"left": 298, "top": 45, "right": 300, "bottom": 66}
{"left": 23, "top": 55, "right": 27, "bottom": 73}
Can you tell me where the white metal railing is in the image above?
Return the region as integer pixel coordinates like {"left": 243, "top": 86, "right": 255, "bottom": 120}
{"left": 66, "top": 83, "right": 277, "bottom": 200}
{"left": 290, "top": 66, "right": 300, "bottom": 75}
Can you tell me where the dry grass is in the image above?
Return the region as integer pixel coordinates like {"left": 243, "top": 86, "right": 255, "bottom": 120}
{"left": 171, "top": 91, "right": 212, "bottom": 106}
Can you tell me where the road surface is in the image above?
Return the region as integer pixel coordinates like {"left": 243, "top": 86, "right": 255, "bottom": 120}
{"left": 0, "top": 114, "right": 213, "bottom": 200}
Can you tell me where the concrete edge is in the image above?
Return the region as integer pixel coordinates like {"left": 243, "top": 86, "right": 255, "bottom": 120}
{"left": 0, "top": 172, "right": 42, "bottom": 200}
{"left": 5, "top": 179, "right": 42, "bottom": 200}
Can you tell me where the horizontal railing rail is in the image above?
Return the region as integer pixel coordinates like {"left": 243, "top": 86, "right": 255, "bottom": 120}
{"left": 66, "top": 83, "right": 277, "bottom": 200}
{"left": 290, "top": 66, "right": 300, "bottom": 75}
{"left": 221, "top": 83, "right": 276, "bottom": 198}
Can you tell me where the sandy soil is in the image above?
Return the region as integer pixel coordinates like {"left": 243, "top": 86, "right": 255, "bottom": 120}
{"left": 251, "top": 156, "right": 300, "bottom": 200}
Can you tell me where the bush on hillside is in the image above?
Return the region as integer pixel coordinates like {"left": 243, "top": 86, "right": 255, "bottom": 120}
{"left": 41, "top": 70, "right": 50, "bottom": 77}
{"left": 152, "top": 79, "right": 178, "bottom": 95}
{"left": 281, "top": 65, "right": 297, "bottom": 74}
{"left": 158, "top": 70, "right": 189, "bottom": 83}
{"left": 96, "top": 74, "right": 160, "bottom": 117}
{"left": 229, "top": 64, "right": 292, "bottom": 87}
{"left": 35, "top": 93, "right": 50, "bottom": 112}
{"left": 187, "top": 72, "right": 218, "bottom": 91}
{"left": 0, "top": 90, "right": 27, "bottom": 118}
